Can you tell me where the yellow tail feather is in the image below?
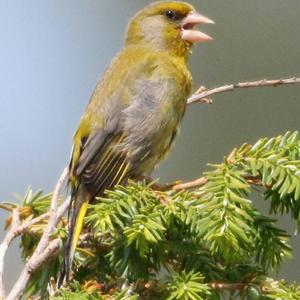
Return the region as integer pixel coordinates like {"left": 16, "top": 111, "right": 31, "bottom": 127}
{"left": 71, "top": 200, "right": 89, "bottom": 256}
{"left": 59, "top": 196, "right": 89, "bottom": 285}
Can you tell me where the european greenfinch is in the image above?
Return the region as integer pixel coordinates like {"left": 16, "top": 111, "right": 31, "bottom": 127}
{"left": 62, "top": 1, "right": 214, "bottom": 282}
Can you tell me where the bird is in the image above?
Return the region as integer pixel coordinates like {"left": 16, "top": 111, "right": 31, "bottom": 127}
{"left": 61, "top": 0, "right": 214, "bottom": 283}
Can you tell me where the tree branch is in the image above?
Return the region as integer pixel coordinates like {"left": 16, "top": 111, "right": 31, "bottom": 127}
{"left": 25, "top": 239, "right": 61, "bottom": 275}
{"left": 31, "top": 167, "right": 68, "bottom": 258}
{"left": 171, "top": 173, "right": 265, "bottom": 191}
{"left": 187, "top": 77, "right": 300, "bottom": 104}
{"left": 172, "top": 177, "right": 208, "bottom": 191}
{"left": 0, "top": 209, "right": 20, "bottom": 299}
{"left": 6, "top": 168, "right": 70, "bottom": 300}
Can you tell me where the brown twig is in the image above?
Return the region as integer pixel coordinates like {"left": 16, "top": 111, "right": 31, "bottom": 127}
{"left": 6, "top": 168, "right": 70, "bottom": 300}
{"left": 0, "top": 204, "right": 14, "bottom": 212}
{"left": 172, "top": 177, "right": 208, "bottom": 191}
{"left": 171, "top": 175, "right": 265, "bottom": 191}
{"left": 209, "top": 282, "right": 248, "bottom": 291}
{"left": 244, "top": 175, "right": 264, "bottom": 187}
{"left": 187, "top": 77, "right": 300, "bottom": 104}
{"left": 171, "top": 172, "right": 267, "bottom": 191}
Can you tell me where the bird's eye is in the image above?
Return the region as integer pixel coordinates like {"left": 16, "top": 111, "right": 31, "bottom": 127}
{"left": 164, "top": 10, "right": 178, "bottom": 21}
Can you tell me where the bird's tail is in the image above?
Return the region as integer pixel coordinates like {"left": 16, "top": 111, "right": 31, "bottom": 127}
{"left": 58, "top": 188, "right": 89, "bottom": 285}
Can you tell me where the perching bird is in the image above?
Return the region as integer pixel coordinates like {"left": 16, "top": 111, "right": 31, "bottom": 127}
{"left": 62, "top": 1, "right": 214, "bottom": 282}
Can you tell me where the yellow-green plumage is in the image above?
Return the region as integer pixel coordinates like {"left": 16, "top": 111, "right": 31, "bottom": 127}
{"left": 61, "top": 1, "right": 205, "bottom": 283}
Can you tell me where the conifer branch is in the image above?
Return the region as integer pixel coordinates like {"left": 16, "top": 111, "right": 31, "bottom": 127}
{"left": 2, "top": 130, "right": 300, "bottom": 299}
{"left": 0, "top": 85, "right": 299, "bottom": 298}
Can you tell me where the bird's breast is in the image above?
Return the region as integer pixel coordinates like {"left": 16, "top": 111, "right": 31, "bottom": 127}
{"left": 121, "top": 72, "right": 191, "bottom": 175}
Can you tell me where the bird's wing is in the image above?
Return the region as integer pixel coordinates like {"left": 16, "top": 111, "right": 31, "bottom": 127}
{"left": 70, "top": 49, "right": 160, "bottom": 196}
{"left": 80, "top": 132, "right": 130, "bottom": 197}
{"left": 69, "top": 91, "right": 131, "bottom": 196}
{"left": 63, "top": 88, "right": 130, "bottom": 282}
{"left": 69, "top": 52, "right": 146, "bottom": 196}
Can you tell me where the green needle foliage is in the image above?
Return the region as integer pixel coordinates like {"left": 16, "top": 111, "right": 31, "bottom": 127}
{"left": 2, "top": 131, "right": 300, "bottom": 299}
{"left": 166, "top": 271, "right": 211, "bottom": 300}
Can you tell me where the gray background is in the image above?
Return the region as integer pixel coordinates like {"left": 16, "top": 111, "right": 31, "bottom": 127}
{"left": 0, "top": 0, "right": 299, "bottom": 288}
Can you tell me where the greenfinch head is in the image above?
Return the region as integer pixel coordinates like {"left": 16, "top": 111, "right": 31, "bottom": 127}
{"left": 126, "top": 1, "right": 214, "bottom": 56}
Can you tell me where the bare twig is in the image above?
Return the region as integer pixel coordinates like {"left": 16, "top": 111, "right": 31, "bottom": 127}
{"left": 0, "top": 211, "right": 51, "bottom": 299}
{"left": 172, "top": 177, "right": 208, "bottom": 191}
{"left": 6, "top": 168, "right": 69, "bottom": 300}
{"left": 31, "top": 167, "right": 68, "bottom": 258}
{"left": 244, "top": 175, "right": 264, "bottom": 187}
{"left": 10, "top": 238, "right": 60, "bottom": 300}
{"left": 18, "top": 212, "right": 50, "bottom": 232}
{"left": 187, "top": 77, "right": 300, "bottom": 104}
{"left": 0, "top": 209, "right": 20, "bottom": 299}
{"left": 0, "top": 204, "right": 14, "bottom": 212}
{"left": 25, "top": 239, "right": 61, "bottom": 274}
{"left": 171, "top": 173, "right": 266, "bottom": 192}
{"left": 209, "top": 282, "right": 247, "bottom": 291}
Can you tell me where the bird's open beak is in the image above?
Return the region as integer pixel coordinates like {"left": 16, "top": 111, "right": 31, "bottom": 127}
{"left": 181, "top": 11, "right": 215, "bottom": 43}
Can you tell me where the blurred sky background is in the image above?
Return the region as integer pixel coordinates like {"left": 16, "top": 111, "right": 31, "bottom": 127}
{"left": 0, "top": 0, "right": 299, "bottom": 288}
